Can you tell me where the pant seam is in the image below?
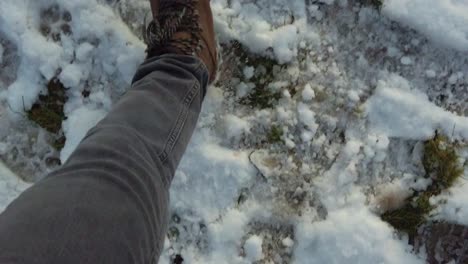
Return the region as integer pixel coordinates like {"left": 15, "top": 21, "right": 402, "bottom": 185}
{"left": 158, "top": 79, "right": 200, "bottom": 163}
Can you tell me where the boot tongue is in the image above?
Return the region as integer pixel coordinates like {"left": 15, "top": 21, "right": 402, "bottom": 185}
{"left": 150, "top": 0, "right": 160, "bottom": 17}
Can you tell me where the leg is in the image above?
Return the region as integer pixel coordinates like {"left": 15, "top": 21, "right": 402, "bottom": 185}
{"left": 0, "top": 54, "right": 208, "bottom": 264}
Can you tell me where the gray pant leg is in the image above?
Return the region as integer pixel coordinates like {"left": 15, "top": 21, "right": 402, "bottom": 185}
{"left": 0, "top": 54, "right": 208, "bottom": 264}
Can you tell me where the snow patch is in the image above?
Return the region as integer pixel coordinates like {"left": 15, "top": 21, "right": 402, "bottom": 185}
{"left": 433, "top": 178, "right": 468, "bottom": 226}
{"left": 60, "top": 63, "right": 87, "bottom": 88}
{"left": 212, "top": 0, "right": 315, "bottom": 63}
{"left": 425, "top": 70, "right": 436, "bottom": 79}
{"left": 383, "top": 0, "right": 468, "bottom": 52}
{"left": 75, "top": 42, "right": 94, "bottom": 62}
{"left": 366, "top": 75, "right": 468, "bottom": 140}
{"left": 282, "top": 237, "right": 294, "bottom": 248}
{"left": 400, "top": 56, "right": 412, "bottom": 65}
{"left": 236, "top": 82, "right": 252, "bottom": 98}
{"left": 294, "top": 207, "right": 423, "bottom": 264}
{"left": 0, "top": 161, "right": 30, "bottom": 212}
{"left": 224, "top": 114, "right": 251, "bottom": 141}
{"left": 244, "top": 235, "right": 264, "bottom": 262}
{"left": 60, "top": 106, "right": 106, "bottom": 162}
{"left": 297, "top": 103, "right": 316, "bottom": 128}
{"left": 243, "top": 66, "right": 255, "bottom": 80}
{"left": 302, "top": 83, "right": 315, "bottom": 101}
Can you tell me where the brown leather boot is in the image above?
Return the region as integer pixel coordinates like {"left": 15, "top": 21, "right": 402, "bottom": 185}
{"left": 146, "top": 0, "right": 218, "bottom": 83}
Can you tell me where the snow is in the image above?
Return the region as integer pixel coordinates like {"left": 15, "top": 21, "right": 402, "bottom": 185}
{"left": 448, "top": 73, "right": 459, "bottom": 85}
{"left": 243, "top": 66, "right": 255, "bottom": 80}
{"left": 212, "top": 0, "right": 316, "bottom": 64}
{"left": 400, "top": 56, "right": 412, "bottom": 65}
{"left": 244, "top": 235, "right": 264, "bottom": 262}
{"left": 61, "top": 106, "right": 106, "bottom": 162}
{"left": 0, "top": 0, "right": 467, "bottom": 263}
{"left": 432, "top": 180, "right": 468, "bottom": 226}
{"left": 297, "top": 103, "right": 316, "bottom": 127}
{"left": 302, "top": 83, "right": 315, "bottom": 101}
{"left": 425, "top": 70, "right": 436, "bottom": 79}
{"left": 431, "top": 148, "right": 468, "bottom": 226}
{"left": 75, "top": 42, "right": 94, "bottom": 62}
{"left": 366, "top": 74, "right": 468, "bottom": 141}
{"left": 223, "top": 114, "right": 251, "bottom": 142}
{"left": 383, "top": 0, "right": 468, "bottom": 52}
{"left": 347, "top": 90, "right": 360, "bottom": 102}
{"left": 285, "top": 138, "right": 296, "bottom": 149}
{"left": 236, "top": 82, "right": 251, "bottom": 98}
{"left": 60, "top": 63, "right": 87, "bottom": 88}
{"left": 294, "top": 207, "right": 422, "bottom": 264}
{"left": 0, "top": 161, "right": 30, "bottom": 212}
{"left": 282, "top": 237, "right": 294, "bottom": 248}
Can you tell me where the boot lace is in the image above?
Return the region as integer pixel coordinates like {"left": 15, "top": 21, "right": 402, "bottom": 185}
{"left": 145, "top": 0, "right": 203, "bottom": 57}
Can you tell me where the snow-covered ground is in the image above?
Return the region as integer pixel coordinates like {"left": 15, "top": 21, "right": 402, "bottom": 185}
{"left": 0, "top": 160, "right": 30, "bottom": 211}
{"left": 1, "top": 0, "right": 467, "bottom": 263}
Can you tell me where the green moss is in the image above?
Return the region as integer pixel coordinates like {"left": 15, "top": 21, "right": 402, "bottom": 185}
{"left": 352, "top": 104, "right": 366, "bottom": 117}
{"left": 314, "top": 89, "right": 328, "bottom": 103}
{"left": 231, "top": 41, "right": 278, "bottom": 71}
{"left": 27, "top": 77, "right": 67, "bottom": 150}
{"left": 52, "top": 135, "right": 66, "bottom": 151}
{"left": 422, "top": 134, "right": 464, "bottom": 190}
{"left": 27, "top": 105, "right": 64, "bottom": 134}
{"left": 382, "top": 193, "right": 434, "bottom": 236}
{"left": 381, "top": 134, "right": 463, "bottom": 237}
{"left": 167, "top": 226, "right": 180, "bottom": 241}
{"left": 241, "top": 87, "right": 282, "bottom": 109}
{"left": 267, "top": 125, "right": 283, "bottom": 143}
{"left": 229, "top": 41, "right": 285, "bottom": 109}
{"left": 357, "top": 0, "right": 383, "bottom": 9}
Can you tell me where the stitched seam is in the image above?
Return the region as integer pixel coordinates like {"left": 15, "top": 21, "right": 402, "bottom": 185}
{"left": 153, "top": 61, "right": 204, "bottom": 258}
{"left": 158, "top": 82, "right": 199, "bottom": 163}
{"left": 158, "top": 63, "right": 203, "bottom": 163}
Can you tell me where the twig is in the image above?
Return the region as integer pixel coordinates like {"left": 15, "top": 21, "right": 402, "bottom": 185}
{"left": 451, "top": 123, "right": 456, "bottom": 139}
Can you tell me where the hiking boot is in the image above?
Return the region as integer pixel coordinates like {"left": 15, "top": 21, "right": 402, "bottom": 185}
{"left": 146, "top": 0, "right": 218, "bottom": 83}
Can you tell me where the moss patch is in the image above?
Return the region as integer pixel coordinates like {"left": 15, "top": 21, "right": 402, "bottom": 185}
{"left": 27, "top": 77, "right": 67, "bottom": 150}
{"left": 357, "top": 0, "right": 383, "bottom": 9}
{"left": 382, "top": 134, "right": 464, "bottom": 237}
{"left": 382, "top": 193, "right": 434, "bottom": 236}
{"left": 242, "top": 85, "right": 282, "bottom": 109}
{"left": 314, "top": 89, "right": 328, "bottom": 103}
{"left": 229, "top": 41, "right": 286, "bottom": 109}
{"left": 267, "top": 125, "right": 283, "bottom": 143}
{"left": 422, "top": 134, "right": 464, "bottom": 190}
{"left": 52, "top": 135, "right": 66, "bottom": 151}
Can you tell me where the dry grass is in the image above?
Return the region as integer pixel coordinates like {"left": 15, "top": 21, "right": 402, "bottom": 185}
{"left": 382, "top": 134, "right": 464, "bottom": 237}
